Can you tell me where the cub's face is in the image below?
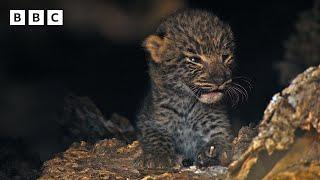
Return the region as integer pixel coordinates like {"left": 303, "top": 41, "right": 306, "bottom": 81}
{"left": 177, "top": 47, "right": 234, "bottom": 104}
{"left": 144, "top": 10, "right": 235, "bottom": 104}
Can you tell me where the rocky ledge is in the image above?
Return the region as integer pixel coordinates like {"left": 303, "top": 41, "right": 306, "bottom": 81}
{"left": 40, "top": 65, "right": 320, "bottom": 179}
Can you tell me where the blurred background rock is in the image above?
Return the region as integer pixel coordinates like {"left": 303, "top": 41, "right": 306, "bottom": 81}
{"left": 274, "top": 0, "right": 320, "bottom": 86}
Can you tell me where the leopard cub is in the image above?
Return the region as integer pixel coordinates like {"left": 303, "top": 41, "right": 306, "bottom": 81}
{"left": 136, "top": 10, "right": 236, "bottom": 168}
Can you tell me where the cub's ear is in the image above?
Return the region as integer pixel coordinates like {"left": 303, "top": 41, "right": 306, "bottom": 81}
{"left": 143, "top": 35, "right": 164, "bottom": 63}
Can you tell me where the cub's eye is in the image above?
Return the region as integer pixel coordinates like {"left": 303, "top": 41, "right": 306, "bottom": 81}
{"left": 223, "top": 54, "right": 233, "bottom": 65}
{"left": 222, "top": 54, "right": 229, "bottom": 61}
{"left": 186, "top": 56, "right": 201, "bottom": 64}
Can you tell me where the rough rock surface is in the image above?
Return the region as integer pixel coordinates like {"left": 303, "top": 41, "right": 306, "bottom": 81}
{"left": 57, "top": 94, "right": 136, "bottom": 143}
{"left": 229, "top": 65, "right": 320, "bottom": 179}
{"left": 232, "top": 124, "right": 258, "bottom": 162}
{"left": 40, "top": 65, "right": 320, "bottom": 179}
{"left": 39, "top": 139, "right": 228, "bottom": 179}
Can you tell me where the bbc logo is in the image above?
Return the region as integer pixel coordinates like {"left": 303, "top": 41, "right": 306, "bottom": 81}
{"left": 10, "top": 10, "right": 63, "bottom": 26}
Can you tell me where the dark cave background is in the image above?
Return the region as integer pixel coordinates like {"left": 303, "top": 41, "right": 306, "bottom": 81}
{"left": 0, "top": 0, "right": 316, "bottom": 175}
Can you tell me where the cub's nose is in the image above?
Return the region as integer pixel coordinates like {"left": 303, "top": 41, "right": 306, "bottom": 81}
{"left": 209, "top": 69, "right": 231, "bottom": 85}
{"left": 212, "top": 75, "right": 225, "bottom": 85}
{"left": 206, "top": 62, "right": 232, "bottom": 85}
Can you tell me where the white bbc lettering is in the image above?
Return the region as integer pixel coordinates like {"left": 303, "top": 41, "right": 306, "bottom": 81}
{"left": 28, "top": 10, "right": 44, "bottom": 25}
{"left": 10, "top": 10, "right": 26, "bottom": 25}
{"left": 9, "top": 10, "right": 63, "bottom": 26}
{"left": 47, "top": 10, "right": 63, "bottom": 26}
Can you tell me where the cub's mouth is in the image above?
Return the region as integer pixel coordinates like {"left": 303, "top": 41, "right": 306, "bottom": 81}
{"left": 188, "top": 80, "right": 231, "bottom": 104}
{"left": 198, "top": 89, "right": 224, "bottom": 104}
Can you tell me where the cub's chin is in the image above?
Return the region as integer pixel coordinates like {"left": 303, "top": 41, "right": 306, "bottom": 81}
{"left": 198, "top": 91, "right": 224, "bottom": 104}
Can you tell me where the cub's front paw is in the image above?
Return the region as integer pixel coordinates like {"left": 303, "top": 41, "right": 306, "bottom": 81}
{"left": 134, "top": 152, "right": 177, "bottom": 169}
{"left": 195, "top": 144, "right": 232, "bottom": 167}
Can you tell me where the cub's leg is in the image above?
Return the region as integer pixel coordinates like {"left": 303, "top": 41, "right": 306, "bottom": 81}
{"left": 195, "top": 120, "right": 233, "bottom": 167}
{"left": 135, "top": 127, "right": 177, "bottom": 169}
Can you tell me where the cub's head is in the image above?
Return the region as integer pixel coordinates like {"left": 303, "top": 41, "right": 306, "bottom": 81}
{"left": 144, "top": 10, "right": 235, "bottom": 104}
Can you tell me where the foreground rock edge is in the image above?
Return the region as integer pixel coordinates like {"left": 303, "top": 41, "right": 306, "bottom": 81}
{"left": 228, "top": 65, "right": 320, "bottom": 179}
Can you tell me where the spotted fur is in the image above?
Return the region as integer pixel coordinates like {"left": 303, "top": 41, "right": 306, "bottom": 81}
{"left": 136, "top": 10, "right": 235, "bottom": 168}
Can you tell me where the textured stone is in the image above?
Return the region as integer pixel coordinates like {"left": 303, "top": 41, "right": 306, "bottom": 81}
{"left": 40, "top": 65, "right": 320, "bottom": 179}
{"left": 229, "top": 65, "right": 320, "bottom": 179}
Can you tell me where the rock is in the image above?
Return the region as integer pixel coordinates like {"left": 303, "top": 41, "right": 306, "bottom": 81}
{"left": 40, "top": 139, "right": 142, "bottom": 179}
{"left": 57, "top": 94, "right": 136, "bottom": 143}
{"left": 105, "top": 113, "right": 137, "bottom": 143}
{"left": 40, "top": 65, "right": 320, "bottom": 179}
{"left": 274, "top": 1, "right": 320, "bottom": 85}
{"left": 232, "top": 124, "right": 258, "bottom": 161}
{"left": 39, "top": 138, "right": 229, "bottom": 179}
{"left": 229, "top": 65, "right": 320, "bottom": 179}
